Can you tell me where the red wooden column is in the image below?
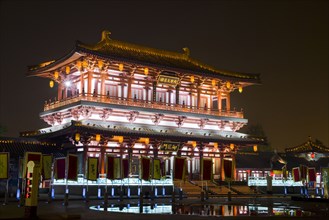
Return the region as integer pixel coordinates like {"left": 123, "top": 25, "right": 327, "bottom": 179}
{"left": 217, "top": 86, "right": 222, "bottom": 111}
{"left": 153, "top": 140, "right": 160, "bottom": 159}
{"left": 197, "top": 83, "right": 201, "bottom": 109}
{"left": 81, "top": 138, "right": 90, "bottom": 177}
{"left": 57, "top": 83, "right": 63, "bottom": 101}
{"left": 80, "top": 73, "right": 84, "bottom": 95}
{"left": 100, "top": 145, "right": 105, "bottom": 174}
{"left": 127, "top": 138, "right": 135, "bottom": 175}
{"left": 197, "top": 142, "right": 204, "bottom": 181}
{"left": 175, "top": 85, "right": 180, "bottom": 105}
{"left": 127, "top": 76, "right": 132, "bottom": 100}
{"left": 231, "top": 152, "right": 236, "bottom": 181}
{"left": 219, "top": 146, "right": 224, "bottom": 181}
{"left": 226, "top": 92, "right": 231, "bottom": 112}
{"left": 87, "top": 71, "right": 92, "bottom": 95}
{"left": 100, "top": 73, "right": 106, "bottom": 98}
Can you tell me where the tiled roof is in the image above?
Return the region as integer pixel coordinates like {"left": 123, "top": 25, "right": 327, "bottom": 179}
{"left": 28, "top": 30, "right": 261, "bottom": 83}
{"left": 0, "top": 137, "right": 65, "bottom": 158}
{"left": 282, "top": 156, "right": 329, "bottom": 171}
{"left": 285, "top": 137, "right": 329, "bottom": 153}
{"left": 24, "top": 120, "right": 264, "bottom": 146}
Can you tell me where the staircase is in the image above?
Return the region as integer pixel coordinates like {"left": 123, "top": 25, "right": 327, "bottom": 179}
{"left": 173, "top": 180, "right": 203, "bottom": 197}
{"left": 192, "top": 180, "right": 237, "bottom": 196}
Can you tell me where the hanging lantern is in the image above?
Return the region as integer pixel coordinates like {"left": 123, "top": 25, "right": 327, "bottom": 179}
{"left": 144, "top": 67, "right": 149, "bottom": 75}
{"left": 118, "top": 136, "right": 123, "bottom": 144}
{"left": 253, "top": 145, "right": 258, "bottom": 152}
{"left": 211, "top": 79, "right": 216, "bottom": 86}
{"left": 98, "top": 60, "right": 103, "bottom": 69}
{"left": 119, "top": 63, "right": 124, "bottom": 71}
{"left": 75, "top": 133, "right": 80, "bottom": 142}
{"left": 142, "top": 137, "right": 150, "bottom": 145}
{"left": 238, "top": 85, "right": 243, "bottom": 93}
{"left": 76, "top": 61, "right": 82, "bottom": 70}
{"left": 65, "top": 66, "right": 70, "bottom": 74}
{"left": 49, "top": 80, "right": 54, "bottom": 88}
{"left": 213, "top": 142, "right": 218, "bottom": 149}
{"left": 190, "top": 75, "right": 195, "bottom": 83}
{"left": 95, "top": 134, "right": 101, "bottom": 142}
{"left": 191, "top": 141, "right": 197, "bottom": 148}
{"left": 54, "top": 71, "right": 59, "bottom": 79}
{"left": 310, "top": 152, "right": 315, "bottom": 159}
{"left": 230, "top": 143, "right": 234, "bottom": 150}
{"left": 226, "top": 81, "right": 231, "bottom": 89}
{"left": 82, "top": 60, "right": 88, "bottom": 68}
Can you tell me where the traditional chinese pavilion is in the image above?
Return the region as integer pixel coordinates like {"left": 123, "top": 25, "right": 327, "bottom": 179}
{"left": 22, "top": 30, "right": 263, "bottom": 182}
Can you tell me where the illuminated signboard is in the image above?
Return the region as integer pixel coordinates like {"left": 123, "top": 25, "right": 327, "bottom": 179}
{"left": 157, "top": 75, "right": 179, "bottom": 86}
{"left": 160, "top": 142, "right": 180, "bottom": 151}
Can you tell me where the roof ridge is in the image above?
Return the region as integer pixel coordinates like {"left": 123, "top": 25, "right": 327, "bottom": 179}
{"left": 77, "top": 30, "right": 188, "bottom": 61}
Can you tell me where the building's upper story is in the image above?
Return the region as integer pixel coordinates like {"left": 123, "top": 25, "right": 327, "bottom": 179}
{"left": 27, "top": 31, "right": 261, "bottom": 132}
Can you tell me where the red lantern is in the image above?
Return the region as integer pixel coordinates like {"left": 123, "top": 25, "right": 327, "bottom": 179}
{"left": 310, "top": 152, "right": 315, "bottom": 159}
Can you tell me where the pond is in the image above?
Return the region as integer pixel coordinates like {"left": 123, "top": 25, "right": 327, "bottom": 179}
{"left": 90, "top": 202, "right": 314, "bottom": 217}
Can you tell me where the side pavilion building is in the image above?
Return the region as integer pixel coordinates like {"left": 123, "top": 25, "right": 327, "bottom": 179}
{"left": 22, "top": 30, "right": 263, "bottom": 184}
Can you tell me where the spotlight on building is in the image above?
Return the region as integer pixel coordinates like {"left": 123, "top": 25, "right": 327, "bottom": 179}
{"left": 64, "top": 81, "right": 71, "bottom": 87}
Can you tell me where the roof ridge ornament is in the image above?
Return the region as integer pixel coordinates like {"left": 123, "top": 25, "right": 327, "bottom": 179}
{"left": 182, "top": 47, "right": 190, "bottom": 57}
{"left": 101, "top": 30, "right": 111, "bottom": 41}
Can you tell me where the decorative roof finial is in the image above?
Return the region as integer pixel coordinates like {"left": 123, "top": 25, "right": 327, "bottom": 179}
{"left": 101, "top": 30, "right": 111, "bottom": 41}
{"left": 183, "top": 47, "right": 190, "bottom": 57}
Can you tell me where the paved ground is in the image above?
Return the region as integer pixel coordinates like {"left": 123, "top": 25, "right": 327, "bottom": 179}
{"left": 0, "top": 194, "right": 328, "bottom": 219}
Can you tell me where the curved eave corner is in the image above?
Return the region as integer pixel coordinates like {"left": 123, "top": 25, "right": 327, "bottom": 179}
{"left": 26, "top": 46, "right": 81, "bottom": 77}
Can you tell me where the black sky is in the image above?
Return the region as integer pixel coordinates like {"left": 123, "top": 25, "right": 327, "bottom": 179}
{"left": 0, "top": 0, "right": 328, "bottom": 151}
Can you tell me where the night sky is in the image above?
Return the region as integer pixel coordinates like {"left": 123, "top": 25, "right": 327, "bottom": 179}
{"left": 0, "top": 0, "right": 328, "bottom": 151}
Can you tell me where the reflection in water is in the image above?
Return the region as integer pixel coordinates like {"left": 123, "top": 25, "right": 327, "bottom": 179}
{"left": 90, "top": 203, "right": 314, "bottom": 217}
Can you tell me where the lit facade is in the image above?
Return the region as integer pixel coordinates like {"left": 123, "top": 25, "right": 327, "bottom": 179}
{"left": 23, "top": 31, "right": 263, "bottom": 182}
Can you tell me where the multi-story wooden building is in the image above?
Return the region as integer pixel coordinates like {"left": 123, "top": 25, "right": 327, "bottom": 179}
{"left": 22, "top": 30, "right": 263, "bottom": 182}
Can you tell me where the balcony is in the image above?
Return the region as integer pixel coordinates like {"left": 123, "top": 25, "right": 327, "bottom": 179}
{"left": 44, "top": 93, "right": 244, "bottom": 118}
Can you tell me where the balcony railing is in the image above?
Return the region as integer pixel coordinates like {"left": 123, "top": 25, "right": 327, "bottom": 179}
{"left": 44, "top": 93, "right": 244, "bottom": 118}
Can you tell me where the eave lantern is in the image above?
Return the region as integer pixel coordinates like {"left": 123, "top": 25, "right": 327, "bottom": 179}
{"left": 139, "top": 137, "right": 150, "bottom": 145}
{"left": 76, "top": 61, "right": 82, "bottom": 70}
{"left": 230, "top": 143, "right": 234, "bottom": 150}
{"left": 190, "top": 75, "right": 195, "bottom": 83}
{"left": 54, "top": 71, "right": 59, "bottom": 79}
{"left": 211, "top": 79, "right": 216, "bottom": 87}
{"left": 75, "top": 133, "right": 80, "bottom": 142}
{"left": 49, "top": 80, "right": 54, "bottom": 88}
{"left": 113, "top": 136, "right": 124, "bottom": 144}
{"left": 82, "top": 60, "right": 88, "bottom": 69}
{"left": 144, "top": 67, "right": 149, "bottom": 75}
{"left": 226, "top": 81, "right": 231, "bottom": 89}
{"left": 119, "top": 63, "right": 124, "bottom": 71}
{"left": 238, "top": 85, "right": 243, "bottom": 93}
{"left": 253, "top": 145, "right": 258, "bottom": 152}
{"left": 98, "top": 60, "right": 103, "bottom": 69}
{"left": 65, "top": 66, "right": 70, "bottom": 74}
{"left": 95, "top": 134, "right": 101, "bottom": 142}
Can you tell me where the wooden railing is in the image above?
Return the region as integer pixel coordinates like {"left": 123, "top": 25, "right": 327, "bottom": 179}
{"left": 44, "top": 93, "right": 244, "bottom": 118}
